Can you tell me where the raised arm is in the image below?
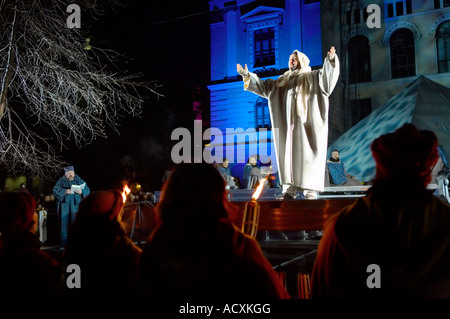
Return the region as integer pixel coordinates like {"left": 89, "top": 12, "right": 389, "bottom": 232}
{"left": 237, "top": 63, "right": 274, "bottom": 98}
{"left": 319, "top": 46, "right": 340, "bottom": 96}
{"left": 327, "top": 46, "right": 336, "bottom": 61}
{"left": 237, "top": 63, "right": 250, "bottom": 82}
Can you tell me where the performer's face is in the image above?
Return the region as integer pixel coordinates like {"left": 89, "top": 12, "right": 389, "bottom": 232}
{"left": 331, "top": 151, "right": 340, "bottom": 161}
{"left": 289, "top": 54, "right": 299, "bottom": 71}
{"left": 222, "top": 160, "right": 229, "bottom": 168}
{"left": 65, "top": 170, "right": 75, "bottom": 181}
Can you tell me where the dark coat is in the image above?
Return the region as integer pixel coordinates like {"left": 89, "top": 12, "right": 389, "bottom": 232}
{"left": 0, "top": 231, "right": 59, "bottom": 299}
{"left": 311, "top": 181, "right": 450, "bottom": 299}
{"left": 53, "top": 175, "right": 90, "bottom": 217}
{"left": 60, "top": 218, "right": 142, "bottom": 299}
{"left": 139, "top": 220, "right": 290, "bottom": 299}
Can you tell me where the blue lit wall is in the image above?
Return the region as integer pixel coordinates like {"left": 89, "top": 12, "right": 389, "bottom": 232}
{"left": 208, "top": 0, "right": 322, "bottom": 183}
{"left": 300, "top": 2, "right": 322, "bottom": 67}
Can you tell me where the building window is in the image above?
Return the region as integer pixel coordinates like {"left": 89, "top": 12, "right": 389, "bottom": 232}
{"left": 346, "top": 11, "right": 352, "bottom": 25}
{"left": 406, "top": 0, "right": 412, "bottom": 13}
{"left": 345, "top": 7, "right": 368, "bottom": 25}
{"left": 254, "top": 27, "right": 275, "bottom": 67}
{"left": 353, "top": 9, "right": 361, "bottom": 24}
{"left": 385, "top": 1, "right": 412, "bottom": 17}
{"left": 387, "top": 3, "right": 394, "bottom": 18}
{"left": 363, "top": 7, "right": 369, "bottom": 22}
{"left": 348, "top": 35, "right": 371, "bottom": 84}
{"left": 390, "top": 28, "right": 416, "bottom": 78}
{"left": 350, "top": 99, "right": 372, "bottom": 127}
{"left": 255, "top": 97, "right": 271, "bottom": 129}
{"left": 437, "top": 20, "right": 450, "bottom": 73}
{"left": 435, "top": 0, "right": 450, "bottom": 8}
{"left": 396, "top": 2, "right": 404, "bottom": 16}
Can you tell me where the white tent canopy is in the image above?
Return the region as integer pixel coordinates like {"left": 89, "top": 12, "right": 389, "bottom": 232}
{"left": 327, "top": 75, "right": 450, "bottom": 182}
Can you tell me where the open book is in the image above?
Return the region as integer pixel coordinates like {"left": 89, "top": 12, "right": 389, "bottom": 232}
{"left": 71, "top": 183, "right": 86, "bottom": 192}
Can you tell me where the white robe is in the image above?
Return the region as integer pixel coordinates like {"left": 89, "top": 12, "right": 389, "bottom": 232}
{"left": 244, "top": 55, "right": 339, "bottom": 192}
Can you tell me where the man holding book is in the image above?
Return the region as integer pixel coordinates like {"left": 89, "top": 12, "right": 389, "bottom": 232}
{"left": 53, "top": 165, "right": 90, "bottom": 246}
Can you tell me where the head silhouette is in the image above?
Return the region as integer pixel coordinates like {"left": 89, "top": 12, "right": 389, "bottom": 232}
{"left": 0, "top": 192, "right": 36, "bottom": 235}
{"left": 76, "top": 190, "right": 124, "bottom": 222}
{"left": 371, "top": 123, "right": 439, "bottom": 186}
{"left": 157, "top": 163, "right": 232, "bottom": 227}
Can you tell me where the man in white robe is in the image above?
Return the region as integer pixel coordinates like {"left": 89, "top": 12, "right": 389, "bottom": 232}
{"left": 237, "top": 46, "right": 339, "bottom": 200}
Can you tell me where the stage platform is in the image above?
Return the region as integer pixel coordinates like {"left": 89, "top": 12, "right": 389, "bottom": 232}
{"left": 227, "top": 185, "right": 370, "bottom": 201}
{"left": 150, "top": 183, "right": 441, "bottom": 232}
{"left": 118, "top": 195, "right": 359, "bottom": 246}
{"left": 153, "top": 183, "right": 440, "bottom": 202}
{"left": 153, "top": 185, "right": 372, "bottom": 202}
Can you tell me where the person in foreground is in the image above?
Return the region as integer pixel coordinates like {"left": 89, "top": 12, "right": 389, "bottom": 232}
{"left": 311, "top": 123, "right": 450, "bottom": 299}
{"left": 139, "top": 162, "right": 290, "bottom": 299}
{"left": 60, "top": 190, "right": 142, "bottom": 299}
{"left": 0, "top": 192, "right": 59, "bottom": 299}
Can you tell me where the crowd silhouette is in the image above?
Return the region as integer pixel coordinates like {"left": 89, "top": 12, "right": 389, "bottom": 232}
{"left": 1, "top": 124, "right": 449, "bottom": 300}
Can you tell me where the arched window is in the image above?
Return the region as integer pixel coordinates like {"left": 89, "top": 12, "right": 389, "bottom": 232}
{"left": 390, "top": 28, "right": 416, "bottom": 78}
{"left": 436, "top": 20, "right": 450, "bottom": 73}
{"left": 348, "top": 35, "right": 371, "bottom": 83}
{"left": 255, "top": 97, "right": 271, "bottom": 129}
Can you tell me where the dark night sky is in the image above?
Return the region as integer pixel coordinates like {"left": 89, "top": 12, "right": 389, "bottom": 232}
{"left": 58, "top": 1, "right": 211, "bottom": 193}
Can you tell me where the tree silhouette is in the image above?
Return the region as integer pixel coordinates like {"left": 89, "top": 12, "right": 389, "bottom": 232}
{"left": 0, "top": 0, "right": 161, "bottom": 180}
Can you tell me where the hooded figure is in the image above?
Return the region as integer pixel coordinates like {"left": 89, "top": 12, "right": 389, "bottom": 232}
{"left": 237, "top": 47, "right": 339, "bottom": 199}
{"left": 311, "top": 124, "right": 450, "bottom": 299}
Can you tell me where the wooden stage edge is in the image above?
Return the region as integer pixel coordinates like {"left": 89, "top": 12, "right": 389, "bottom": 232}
{"left": 133, "top": 184, "right": 440, "bottom": 234}
{"left": 151, "top": 187, "right": 370, "bottom": 232}
{"left": 231, "top": 198, "right": 356, "bottom": 232}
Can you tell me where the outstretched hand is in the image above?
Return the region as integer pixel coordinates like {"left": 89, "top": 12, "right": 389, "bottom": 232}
{"left": 327, "top": 46, "right": 336, "bottom": 60}
{"left": 237, "top": 63, "right": 249, "bottom": 77}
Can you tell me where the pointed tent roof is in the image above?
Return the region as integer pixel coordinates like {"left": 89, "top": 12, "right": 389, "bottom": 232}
{"left": 328, "top": 75, "right": 450, "bottom": 182}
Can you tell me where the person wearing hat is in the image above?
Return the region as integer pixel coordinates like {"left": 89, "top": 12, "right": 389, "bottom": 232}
{"left": 52, "top": 165, "right": 90, "bottom": 246}
{"left": 311, "top": 124, "right": 450, "bottom": 299}
{"left": 237, "top": 46, "right": 340, "bottom": 200}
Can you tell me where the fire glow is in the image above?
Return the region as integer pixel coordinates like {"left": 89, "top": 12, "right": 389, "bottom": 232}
{"left": 122, "top": 184, "right": 131, "bottom": 203}
{"left": 252, "top": 177, "right": 267, "bottom": 200}
{"left": 242, "top": 177, "right": 267, "bottom": 238}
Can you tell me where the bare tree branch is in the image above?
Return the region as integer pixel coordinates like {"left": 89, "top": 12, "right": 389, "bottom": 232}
{"left": 0, "top": 0, "right": 162, "bottom": 181}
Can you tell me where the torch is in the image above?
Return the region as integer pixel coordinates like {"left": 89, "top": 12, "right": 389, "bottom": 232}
{"left": 121, "top": 184, "right": 131, "bottom": 203}
{"left": 241, "top": 177, "right": 267, "bottom": 238}
{"left": 118, "top": 184, "right": 131, "bottom": 221}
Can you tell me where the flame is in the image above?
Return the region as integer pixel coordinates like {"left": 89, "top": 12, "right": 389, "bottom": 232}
{"left": 252, "top": 177, "right": 267, "bottom": 200}
{"left": 122, "top": 184, "right": 131, "bottom": 203}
